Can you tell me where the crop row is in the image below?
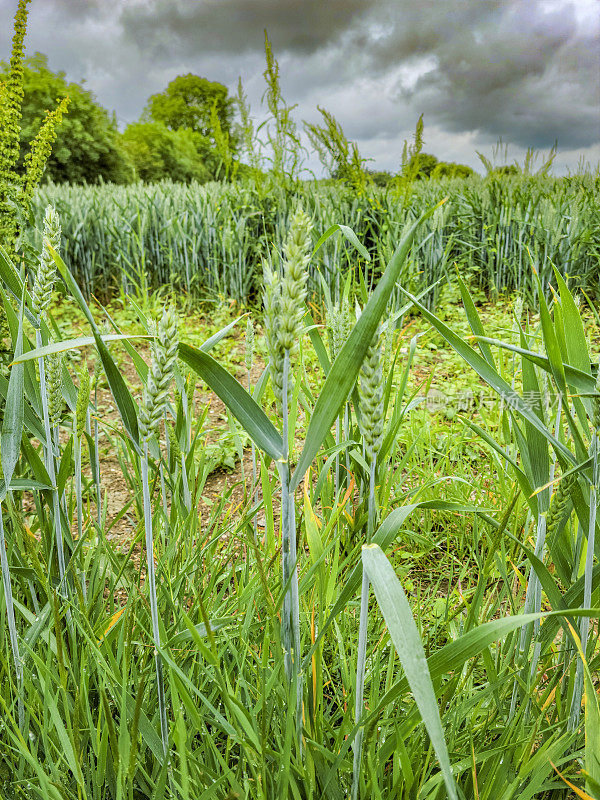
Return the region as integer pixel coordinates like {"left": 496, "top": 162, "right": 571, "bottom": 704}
{"left": 34, "top": 173, "right": 600, "bottom": 307}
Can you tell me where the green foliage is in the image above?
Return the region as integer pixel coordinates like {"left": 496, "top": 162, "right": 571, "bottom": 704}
{"left": 257, "top": 32, "right": 304, "bottom": 187}
{"left": 144, "top": 72, "right": 238, "bottom": 151}
{"left": 0, "top": 0, "right": 29, "bottom": 248}
{"left": 0, "top": 0, "right": 30, "bottom": 257}
{"left": 397, "top": 117, "right": 475, "bottom": 185}
{"left": 305, "top": 106, "right": 370, "bottom": 193}
{"left": 236, "top": 77, "right": 263, "bottom": 187}
{"left": 1, "top": 53, "right": 131, "bottom": 185}
{"left": 407, "top": 152, "right": 475, "bottom": 180}
{"left": 20, "top": 93, "right": 70, "bottom": 197}
{"left": 234, "top": 36, "right": 308, "bottom": 191}
{"left": 409, "top": 151, "right": 439, "bottom": 178}
{"left": 0, "top": 207, "right": 599, "bottom": 797}
{"left": 365, "top": 169, "right": 393, "bottom": 187}
{"left": 34, "top": 172, "right": 600, "bottom": 308}
{"left": 477, "top": 139, "right": 557, "bottom": 178}
{"left": 209, "top": 98, "right": 238, "bottom": 181}
{"left": 392, "top": 113, "right": 426, "bottom": 206}
{"left": 1, "top": 6, "right": 599, "bottom": 797}
{"left": 0, "top": 2, "right": 67, "bottom": 354}
{"left": 121, "top": 122, "right": 214, "bottom": 183}
{"left": 400, "top": 114, "right": 424, "bottom": 179}
{"left": 432, "top": 160, "right": 474, "bottom": 179}
{"left": 491, "top": 163, "right": 519, "bottom": 176}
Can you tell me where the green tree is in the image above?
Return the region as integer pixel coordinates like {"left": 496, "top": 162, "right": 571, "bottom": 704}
{"left": 407, "top": 152, "right": 439, "bottom": 179}
{"left": 432, "top": 161, "right": 474, "bottom": 179}
{"left": 492, "top": 164, "right": 519, "bottom": 176}
{"left": 366, "top": 169, "right": 393, "bottom": 187}
{"left": 1, "top": 53, "right": 131, "bottom": 184}
{"left": 407, "top": 151, "right": 474, "bottom": 180}
{"left": 121, "top": 122, "right": 213, "bottom": 183}
{"left": 144, "top": 74, "right": 237, "bottom": 150}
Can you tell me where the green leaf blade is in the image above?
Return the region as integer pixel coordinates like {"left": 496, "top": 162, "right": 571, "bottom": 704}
{"left": 362, "top": 543, "right": 458, "bottom": 800}
{"left": 179, "top": 343, "right": 284, "bottom": 461}
{"left": 1, "top": 290, "right": 26, "bottom": 498}
{"left": 291, "top": 206, "right": 441, "bottom": 491}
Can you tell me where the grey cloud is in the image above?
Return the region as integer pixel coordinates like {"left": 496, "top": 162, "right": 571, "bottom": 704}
{"left": 46, "top": 0, "right": 121, "bottom": 18}
{"left": 115, "top": 0, "right": 599, "bottom": 151}
{"left": 364, "top": 0, "right": 598, "bottom": 150}
{"left": 120, "top": 0, "right": 374, "bottom": 58}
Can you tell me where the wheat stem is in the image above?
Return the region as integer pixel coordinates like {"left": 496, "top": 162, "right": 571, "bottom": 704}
{"left": 352, "top": 454, "right": 377, "bottom": 800}
{"left": 0, "top": 505, "right": 23, "bottom": 730}
{"left": 141, "top": 440, "right": 169, "bottom": 754}
{"left": 569, "top": 431, "right": 598, "bottom": 730}
{"left": 35, "top": 330, "right": 68, "bottom": 602}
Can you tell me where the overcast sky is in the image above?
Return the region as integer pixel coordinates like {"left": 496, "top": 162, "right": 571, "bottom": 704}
{"left": 1, "top": 0, "right": 599, "bottom": 174}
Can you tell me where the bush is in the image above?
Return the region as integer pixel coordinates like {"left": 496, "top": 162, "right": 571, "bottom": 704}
{"left": 121, "top": 122, "right": 215, "bottom": 183}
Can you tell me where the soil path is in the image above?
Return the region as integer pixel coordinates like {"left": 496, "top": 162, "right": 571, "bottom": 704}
{"left": 82, "top": 334, "right": 270, "bottom": 559}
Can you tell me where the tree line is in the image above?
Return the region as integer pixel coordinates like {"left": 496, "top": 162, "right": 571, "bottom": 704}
{"left": 1, "top": 49, "right": 481, "bottom": 186}
{"left": 1, "top": 53, "right": 243, "bottom": 184}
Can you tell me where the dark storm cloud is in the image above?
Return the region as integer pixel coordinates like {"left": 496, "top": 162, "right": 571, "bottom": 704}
{"left": 117, "top": 0, "right": 599, "bottom": 151}
{"left": 42, "top": 0, "right": 118, "bottom": 19}
{"left": 1, "top": 0, "right": 598, "bottom": 171}
{"left": 415, "top": 30, "right": 599, "bottom": 150}
{"left": 120, "top": 0, "right": 374, "bottom": 58}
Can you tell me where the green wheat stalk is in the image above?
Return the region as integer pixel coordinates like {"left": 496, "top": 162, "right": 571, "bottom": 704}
{"left": 245, "top": 318, "right": 259, "bottom": 539}
{"left": 353, "top": 326, "right": 384, "bottom": 800}
{"left": 569, "top": 363, "right": 600, "bottom": 728}
{"left": 264, "top": 207, "right": 312, "bottom": 751}
{"left": 74, "top": 364, "right": 91, "bottom": 600}
{"left": 139, "top": 306, "right": 179, "bottom": 755}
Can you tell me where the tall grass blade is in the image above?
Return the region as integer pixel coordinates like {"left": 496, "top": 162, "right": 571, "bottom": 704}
{"left": 362, "top": 543, "right": 458, "bottom": 800}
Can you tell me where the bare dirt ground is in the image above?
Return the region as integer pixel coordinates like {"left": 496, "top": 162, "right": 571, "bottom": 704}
{"left": 85, "top": 341, "right": 270, "bottom": 562}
